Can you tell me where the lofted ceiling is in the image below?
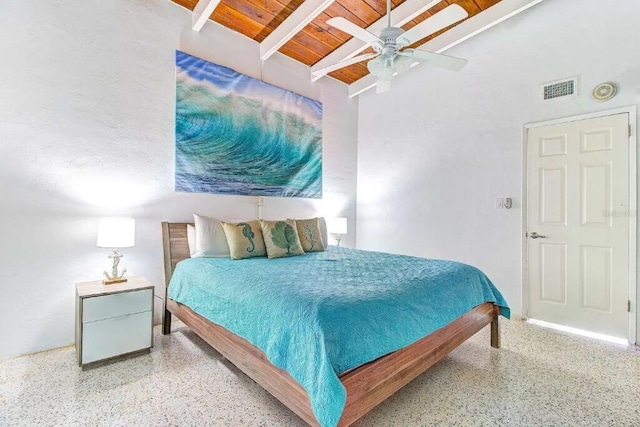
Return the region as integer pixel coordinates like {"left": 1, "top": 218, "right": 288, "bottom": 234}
{"left": 172, "top": 0, "right": 542, "bottom": 93}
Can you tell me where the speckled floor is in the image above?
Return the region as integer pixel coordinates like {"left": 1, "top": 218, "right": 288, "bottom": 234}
{"left": 1, "top": 320, "right": 639, "bottom": 427}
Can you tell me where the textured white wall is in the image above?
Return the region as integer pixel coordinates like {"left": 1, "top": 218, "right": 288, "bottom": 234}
{"left": 357, "top": 0, "right": 640, "bottom": 320}
{"left": 0, "top": 0, "right": 358, "bottom": 360}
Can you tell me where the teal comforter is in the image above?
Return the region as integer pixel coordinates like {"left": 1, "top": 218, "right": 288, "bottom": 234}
{"left": 168, "top": 246, "right": 509, "bottom": 427}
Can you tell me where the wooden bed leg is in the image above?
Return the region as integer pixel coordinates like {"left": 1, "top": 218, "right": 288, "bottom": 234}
{"left": 490, "top": 313, "right": 500, "bottom": 349}
{"left": 162, "top": 309, "right": 172, "bottom": 335}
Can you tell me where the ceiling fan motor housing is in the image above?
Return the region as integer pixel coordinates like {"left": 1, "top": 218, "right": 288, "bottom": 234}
{"left": 379, "top": 27, "right": 405, "bottom": 46}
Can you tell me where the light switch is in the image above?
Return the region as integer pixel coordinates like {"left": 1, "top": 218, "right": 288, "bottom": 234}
{"left": 495, "top": 198, "right": 513, "bottom": 209}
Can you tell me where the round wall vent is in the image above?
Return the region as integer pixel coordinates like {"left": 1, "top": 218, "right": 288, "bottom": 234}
{"left": 592, "top": 82, "right": 617, "bottom": 102}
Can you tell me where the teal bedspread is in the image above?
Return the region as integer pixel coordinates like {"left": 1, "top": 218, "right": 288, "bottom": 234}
{"left": 168, "top": 246, "right": 509, "bottom": 427}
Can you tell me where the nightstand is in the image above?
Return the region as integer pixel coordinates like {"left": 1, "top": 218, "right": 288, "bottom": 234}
{"left": 75, "top": 276, "right": 154, "bottom": 369}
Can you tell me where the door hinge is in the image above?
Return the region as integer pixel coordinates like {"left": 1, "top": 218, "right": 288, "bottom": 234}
{"left": 630, "top": 125, "right": 634, "bottom": 137}
{"left": 629, "top": 300, "right": 632, "bottom": 312}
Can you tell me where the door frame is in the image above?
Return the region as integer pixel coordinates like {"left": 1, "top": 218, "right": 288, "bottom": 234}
{"left": 522, "top": 105, "right": 638, "bottom": 345}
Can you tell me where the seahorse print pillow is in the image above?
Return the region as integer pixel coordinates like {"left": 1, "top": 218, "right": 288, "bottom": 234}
{"left": 259, "top": 220, "right": 305, "bottom": 259}
{"left": 290, "top": 218, "right": 325, "bottom": 252}
{"left": 221, "top": 220, "right": 267, "bottom": 260}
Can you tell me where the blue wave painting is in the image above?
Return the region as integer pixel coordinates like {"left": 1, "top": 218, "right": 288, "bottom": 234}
{"left": 175, "top": 51, "right": 323, "bottom": 198}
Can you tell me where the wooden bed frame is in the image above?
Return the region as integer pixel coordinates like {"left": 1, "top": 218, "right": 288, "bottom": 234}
{"left": 161, "top": 222, "right": 500, "bottom": 427}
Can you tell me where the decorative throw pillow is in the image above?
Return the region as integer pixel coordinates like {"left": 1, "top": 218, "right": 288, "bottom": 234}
{"left": 192, "top": 214, "right": 231, "bottom": 258}
{"left": 186, "top": 224, "right": 197, "bottom": 257}
{"left": 260, "top": 219, "right": 305, "bottom": 259}
{"left": 221, "top": 220, "right": 267, "bottom": 260}
{"left": 290, "top": 218, "right": 325, "bottom": 252}
{"left": 318, "top": 217, "right": 328, "bottom": 249}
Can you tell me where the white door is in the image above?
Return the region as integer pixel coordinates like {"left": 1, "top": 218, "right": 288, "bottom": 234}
{"left": 527, "top": 113, "right": 630, "bottom": 339}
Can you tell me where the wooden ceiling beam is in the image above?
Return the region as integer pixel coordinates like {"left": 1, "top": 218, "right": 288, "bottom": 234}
{"left": 348, "top": 0, "right": 545, "bottom": 97}
{"left": 192, "top": 0, "right": 221, "bottom": 31}
{"left": 310, "top": 0, "right": 444, "bottom": 81}
{"left": 260, "top": 0, "right": 336, "bottom": 61}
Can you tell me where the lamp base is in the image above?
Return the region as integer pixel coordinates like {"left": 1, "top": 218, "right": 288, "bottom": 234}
{"left": 103, "top": 277, "right": 128, "bottom": 285}
{"left": 103, "top": 250, "right": 127, "bottom": 285}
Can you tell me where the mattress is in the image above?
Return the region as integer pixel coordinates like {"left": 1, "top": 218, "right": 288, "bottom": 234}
{"left": 168, "top": 246, "right": 509, "bottom": 427}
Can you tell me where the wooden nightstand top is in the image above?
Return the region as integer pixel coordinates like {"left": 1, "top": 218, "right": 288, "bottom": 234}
{"left": 76, "top": 276, "right": 154, "bottom": 298}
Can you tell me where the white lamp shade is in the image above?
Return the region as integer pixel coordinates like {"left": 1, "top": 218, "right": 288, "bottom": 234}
{"left": 96, "top": 217, "right": 135, "bottom": 248}
{"left": 328, "top": 217, "right": 348, "bottom": 235}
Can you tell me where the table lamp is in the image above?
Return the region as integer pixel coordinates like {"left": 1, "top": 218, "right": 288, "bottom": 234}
{"left": 328, "top": 217, "right": 348, "bottom": 246}
{"left": 96, "top": 217, "right": 135, "bottom": 284}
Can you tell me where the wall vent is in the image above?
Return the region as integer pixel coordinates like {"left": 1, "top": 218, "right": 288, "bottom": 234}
{"left": 540, "top": 76, "right": 578, "bottom": 100}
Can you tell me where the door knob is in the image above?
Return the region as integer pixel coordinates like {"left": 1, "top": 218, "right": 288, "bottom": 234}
{"left": 529, "top": 232, "right": 546, "bottom": 239}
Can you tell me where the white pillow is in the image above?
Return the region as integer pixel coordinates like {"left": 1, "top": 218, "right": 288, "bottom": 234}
{"left": 187, "top": 224, "right": 196, "bottom": 257}
{"left": 318, "top": 217, "right": 328, "bottom": 249}
{"left": 192, "top": 213, "right": 231, "bottom": 258}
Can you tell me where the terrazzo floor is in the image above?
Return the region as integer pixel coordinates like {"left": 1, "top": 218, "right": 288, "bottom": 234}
{"left": 1, "top": 320, "right": 639, "bottom": 427}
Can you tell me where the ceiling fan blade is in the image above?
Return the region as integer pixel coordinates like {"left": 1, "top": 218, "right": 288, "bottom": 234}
{"left": 401, "top": 48, "right": 467, "bottom": 71}
{"left": 311, "top": 53, "right": 379, "bottom": 77}
{"left": 399, "top": 4, "right": 468, "bottom": 46}
{"left": 327, "top": 17, "right": 382, "bottom": 44}
{"left": 376, "top": 78, "right": 392, "bottom": 94}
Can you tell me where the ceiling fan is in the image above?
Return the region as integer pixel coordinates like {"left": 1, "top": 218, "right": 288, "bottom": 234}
{"left": 313, "top": 0, "right": 469, "bottom": 93}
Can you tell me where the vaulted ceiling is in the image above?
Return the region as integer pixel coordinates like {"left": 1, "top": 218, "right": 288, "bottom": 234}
{"left": 171, "top": 0, "right": 538, "bottom": 94}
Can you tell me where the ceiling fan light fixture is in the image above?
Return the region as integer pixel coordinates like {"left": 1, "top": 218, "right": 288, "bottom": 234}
{"left": 394, "top": 54, "right": 414, "bottom": 74}
{"left": 380, "top": 63, "right": 393, "bottom": 80}
{"left": 367, "top": 56, "right": 384, "bottom": 76}
{"left": 369, "top": 56, "right": 394, "bottom": 79}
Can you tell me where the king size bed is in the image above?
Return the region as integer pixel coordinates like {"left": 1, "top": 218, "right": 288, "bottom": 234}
{"left": 161, "top": 222, "right": 509, "bottom": 427}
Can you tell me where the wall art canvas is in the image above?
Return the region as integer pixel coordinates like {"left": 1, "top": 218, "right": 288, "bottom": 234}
{"left": 175, "top": 50, "right": 323, "bottom": 198}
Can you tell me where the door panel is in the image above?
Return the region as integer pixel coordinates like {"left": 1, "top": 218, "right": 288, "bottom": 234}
{"left": 581, "top": 128, "right": 612, "bottom": 152}
{"left": 540, "top": 135, "right": 567, "bottom": 157}
{"left": 527, "top": 113, "right": 629, "bottom": 339}
{"left": 580, "top": 245, "right": 612, "bottom": 312}
{"left": 539, "top": 243, "right": 567, "bottom": 304}
{"left": 580, "top": 162, "right": 612, "bottom": 227}
{"left": 539, "top": 167, "right": 566, "bottom": 225}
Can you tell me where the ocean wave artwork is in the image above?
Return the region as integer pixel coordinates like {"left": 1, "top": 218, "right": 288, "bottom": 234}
{"left": 175, "top": 50, "right": 323, "bottom": 199}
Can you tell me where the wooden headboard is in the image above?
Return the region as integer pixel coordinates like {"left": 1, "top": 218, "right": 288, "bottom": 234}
{"left": 161, "top": 222, "right": 192, "bottom": 289}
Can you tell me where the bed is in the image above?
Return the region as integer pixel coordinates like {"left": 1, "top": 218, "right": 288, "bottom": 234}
{"left": 161, "top": 222, "right": 509, "bottom": 427}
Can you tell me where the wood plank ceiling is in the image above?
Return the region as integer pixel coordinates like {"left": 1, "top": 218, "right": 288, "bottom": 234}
{"left": 172, "top": 0, "right": 502, "bottom": 84}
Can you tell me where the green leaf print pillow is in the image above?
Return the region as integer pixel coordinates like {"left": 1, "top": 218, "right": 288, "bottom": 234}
{"left": 259, "top": 219, "right": 305, "bottom": 259}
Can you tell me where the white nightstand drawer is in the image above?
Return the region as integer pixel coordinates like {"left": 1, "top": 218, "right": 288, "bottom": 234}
{"left": 83, "top": 288, "right": 152, "bottom": 323}
{"left": 82, "top": 311, "right": 152, "bottom": 364}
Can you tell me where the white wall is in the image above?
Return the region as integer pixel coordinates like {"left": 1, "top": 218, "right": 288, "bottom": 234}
{"left": 357, "top": 0, "right": 640, "bottom": 320}
{"left": 0, "top": 0, "right": 358, "bottom": 360}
